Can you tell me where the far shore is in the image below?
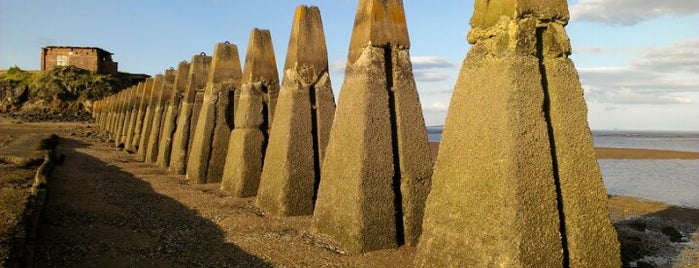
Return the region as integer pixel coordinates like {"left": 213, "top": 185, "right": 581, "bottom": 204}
{"left": 428, "top": 142, "right": 699, "bottom": 160}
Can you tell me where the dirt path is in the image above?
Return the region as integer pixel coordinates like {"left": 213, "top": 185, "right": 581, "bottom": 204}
{"left": 30, "top": 125, "right": 414, "bottom": 267}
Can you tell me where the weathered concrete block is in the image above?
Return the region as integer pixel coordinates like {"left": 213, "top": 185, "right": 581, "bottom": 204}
{"left": 120, "top": 86, "right": 138, "bottom": 149}
{"left": 256, "top": 6, "right": 336, "bottom": 217}
{"left": 169, "top": 54, "right": 212, "bottom": 174}
{"left": 543, "top": 37, "right": 621, "bottom": 267}
{"left": 145, "top": 69, "right": 176, "bottom": 163}
{"left": 136, "top": 75, "right": 163, "bottom": 162}
{"left": 113, "top": 88, "right": 130, "bottom": 147}
{"left": 187, "top": 42, "right": 242, "bottom": 184}
{"left": 415, "top": 1, "right": 620, "bottom": 267}
{"left": 312, "top": 0, "right": 432, "bottom": 253}
{"left": 124, "top": 82, "right": 145, "bottom": 152}
{"left": 157, "top": 61, "right": 191, "bottom": 168}
{"left": 221, "top": 28, "right": 279, "bottom": 197}
{"left": 131, "top": 78, "right": 154, "bottom": 153}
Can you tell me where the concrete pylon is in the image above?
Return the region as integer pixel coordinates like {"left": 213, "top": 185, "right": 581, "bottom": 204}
{"left": 311, "top": 0, "right": 433, "bottom": 253}
{"left": 221, "top": 29, "right": 279, "bottom": 197}
{"left": 124, "top": 82, "right": 146, "bottom": 152}
{"left": 157, "top": 61, "right": 191, "bottom": 168}
{"left": 170, "top": 54, "right": 212, "bottom": 174}
{"left": 255, "top": 6, "right": 336, "bottom": 217}
{"left": 414, "top": 1, "right": 621, "bottom": 267}
{"left": 107, "top": 91, "right": 122, "bottom": 138}
{"left": 145, "top": 69, "right": 176, "bottom": 163}
{"left": 137, "top": 75, "right": 163, "bottom": 161}
{"left": 113, "top": 88, "right": 129, "bottom": 147}
{"left": 131, "top": 78, "right": 154, "bottom": 152}
{"left": 120, "top": 86, "right": 138, "bottom": 148}
{"left": 187, "top": 42, "right": 242, "bottom": 184}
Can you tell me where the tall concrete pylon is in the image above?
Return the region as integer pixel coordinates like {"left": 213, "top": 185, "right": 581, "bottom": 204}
{"left": 256, "top": 6, "right": 336, "bottom": 216}
{"left": 169, "top": 54, "right": 212, "bottom": 174}
{"left": 187, "top": 42, "right": 242, "bottom": 184}
{"left": 137, "top": 75, "right": 163, "bottom": 162}
{"left": 312, "top": 0, "right": 433, "bottom": 253}
{"left": 131, "top": 78, "right": 154, "bottom": 153}
{"left": 157, "top": 61, "right": 191, "bottom": 168}
{"left": 221, "top": 28, "right": 279, "bottom": 197}
{"left": 120, "top": 86, "right": 139, "bottom": 148}
{"left": 124, "top": 82, "right": 146, "bottom": 152}
{"left": 145, "top": 69, "right": 176, "bottom": 163}
{"left": 113, "top": 87, "right": 131, "bottom": 147}
{"left": 415, "top": 0, "right": 621, "bottom": 267}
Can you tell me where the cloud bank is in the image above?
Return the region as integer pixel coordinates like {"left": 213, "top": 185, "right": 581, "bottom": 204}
{"left": 570, "top": 0, "right": 699, "bottom": 25}
{"left": 580, "top": 39, "right": 699, "bottom": 105}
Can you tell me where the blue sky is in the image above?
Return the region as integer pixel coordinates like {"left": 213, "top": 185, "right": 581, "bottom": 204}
{"left": 1, "top": 0, "right": 697, "bottom": 131}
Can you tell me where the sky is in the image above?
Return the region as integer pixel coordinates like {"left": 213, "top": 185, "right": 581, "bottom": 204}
{"left": 1, "top": 0, "right": 697, "bottom": 131}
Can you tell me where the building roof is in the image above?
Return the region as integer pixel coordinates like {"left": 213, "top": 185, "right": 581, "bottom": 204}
{"left": 43, "top": 46, "right": 113, "bottom": 55}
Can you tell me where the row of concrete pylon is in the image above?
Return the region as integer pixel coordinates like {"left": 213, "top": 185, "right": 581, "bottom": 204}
{"left": 93, "top": 0, "right": 622, "bottom": 266}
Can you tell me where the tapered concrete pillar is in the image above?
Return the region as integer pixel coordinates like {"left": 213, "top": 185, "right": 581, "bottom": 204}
{"left": 131, "top": 79, "right": 154, "bottom": 152}
{"left": 312, "top": 0, "right": 433, "bottom": 254}
{"left": 113, "top": 89, "right": 128, "bottom": 146}
{"left": 145, "top": 69, "right": 176, "bottom": 163}
{"left": 221, "top": 29, "right": 279, "bottom": 197}
{"left": 170, "top": 54, "right": 212, "bottom": 174}
{"left": 107, "top": 92, "right": 122, "bottom": 138}
{"left": 157, "top": 61, "right": 191, "bottom": 168}
{"left": 117, "top": 86, "right": 137, "bottom": 148}
{"left": 256, "top": 6, "right": 336, "bottom": 217}
{"left": 415, "top": 1, "right": 620, "bottom": 267}
{"left": 137, "top": 75, "right": 163, "bottom": 161}
{"left": 187, "top": 42, "right": 242, "bottom": 184}
{"left": 124, "top": 82, "right": 146, "bottom": 152}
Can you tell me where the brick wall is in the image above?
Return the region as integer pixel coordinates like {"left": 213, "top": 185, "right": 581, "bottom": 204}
{"left": 41, "top": 47, "right": 118, "bottom": 75}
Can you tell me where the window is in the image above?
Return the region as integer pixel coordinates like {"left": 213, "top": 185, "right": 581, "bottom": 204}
{"left": 57, "top": 55, "right": 69, "bottom": 66}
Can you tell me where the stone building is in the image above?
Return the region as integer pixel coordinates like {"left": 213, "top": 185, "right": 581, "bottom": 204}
{"left": 41, "top": 46, "right": 118, "bottom": 75}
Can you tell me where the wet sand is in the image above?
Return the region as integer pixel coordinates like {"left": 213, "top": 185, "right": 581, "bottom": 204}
{"left": 428, "top": 142, "right": 699, "bottom": 160}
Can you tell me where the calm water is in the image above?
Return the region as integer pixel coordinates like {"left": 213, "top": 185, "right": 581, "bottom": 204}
{"left": 427, "top": 127, "right": 699, "bottom": 208}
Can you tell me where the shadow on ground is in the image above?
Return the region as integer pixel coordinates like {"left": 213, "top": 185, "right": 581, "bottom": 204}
{"left": 33, "top": 137, "right": 271, "bottom": 267}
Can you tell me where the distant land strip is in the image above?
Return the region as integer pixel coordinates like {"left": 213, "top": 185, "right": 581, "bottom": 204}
{"left": 427, "top": 142, "right": 699, "bottom": 160}
{"left": 595, "top": 147, "right": 699, "bottom": 160}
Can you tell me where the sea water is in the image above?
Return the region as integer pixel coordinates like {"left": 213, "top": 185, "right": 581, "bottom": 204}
{"left": 427, "top": 127, "right": 699, "bottom": 208}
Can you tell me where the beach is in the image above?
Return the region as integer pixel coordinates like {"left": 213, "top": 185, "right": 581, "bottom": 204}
{"left": 1, "top": 116, "right": 697, "bottom": 267}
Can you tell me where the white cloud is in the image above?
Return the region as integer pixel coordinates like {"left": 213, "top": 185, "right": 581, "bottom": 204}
{"left": 414, "top": 70, "right": 452, "bottom": 82}
{"left": 580, "top": 38, "right": 699, "bottom": 105}
{"left": 329, "top": 59, "right": 347, "bottom": 74}
{"left": 411, "top": 56, "right": 458, "bottom": 69}
{"left": 329, "top": 56, "right": 457, "bottom": 83}
{"left": 422, "top": 101, "right": 449, "bottom": 112}
{"left": 585, "top": 87, "right": 693, "bottom": 105}
{"left": 570, "top": 0, "right": 699, "bottom": 25}
{"left": 411, "top": 56, "right": 457, "bottom": 82}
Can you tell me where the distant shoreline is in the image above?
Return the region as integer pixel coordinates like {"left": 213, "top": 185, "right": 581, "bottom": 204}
{"left": 427, "top": 142, "right": 699, "bottom": 160}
